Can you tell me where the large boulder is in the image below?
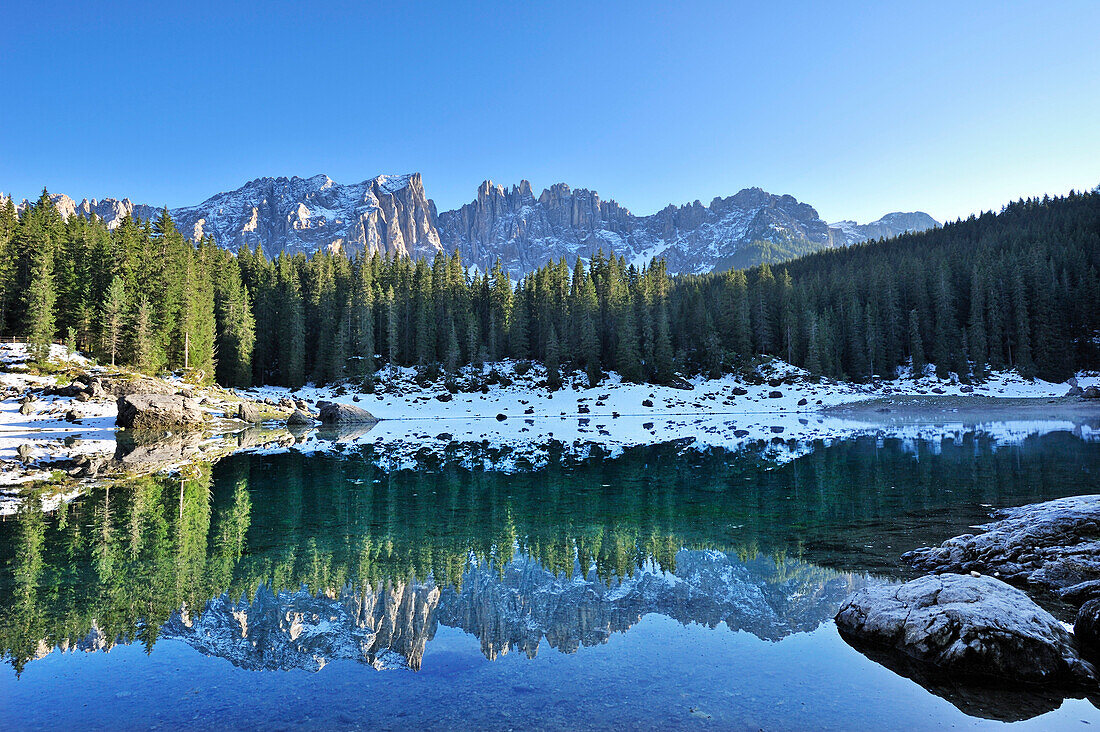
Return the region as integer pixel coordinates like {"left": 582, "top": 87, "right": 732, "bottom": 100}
{"left": 286, "top": 409, "right": 314, "bottom": 426}
{"left": 88, "top": 374, "right": 176, "bottom": 398}
{"left": 236, "top": 402, "right": 262, "bottom": 423}
{"left": 116, "top": 394, "right": 206, "bottom": 429}
{"left": 835, "top": 574, "right": 1096, "bottom": 688}
{"left": 903, "top": 495, "right": 1100, "bottom": 596}
{"left": 1076, "top": 599, "right": 1100, "bottom": 660}
{"left": 317, "top": 401, "right": 378, "bottom": 424}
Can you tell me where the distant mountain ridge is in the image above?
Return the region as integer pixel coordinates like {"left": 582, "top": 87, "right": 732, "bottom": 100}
{"left": 3, "top": 176, "right": 939, "bottom": 275}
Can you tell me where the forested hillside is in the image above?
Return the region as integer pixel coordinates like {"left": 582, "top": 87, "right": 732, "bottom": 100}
{"left": 0, "top": 188, "right": 1097, "bottom": 387}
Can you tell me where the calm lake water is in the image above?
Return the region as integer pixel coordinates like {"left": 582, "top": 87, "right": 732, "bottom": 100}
{"left": 2, "top": 426, "right": 1099, "bottom": 730}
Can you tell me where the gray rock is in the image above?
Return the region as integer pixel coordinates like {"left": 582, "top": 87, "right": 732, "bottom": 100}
{"left": 1066, "top": 385, "right": 1084, "bottom": 397}
{"left": 1083, "top": 386, "right": 1100, "bottom": 400}
{"left": 16, "top": 443, "right": 34, "bottom": 462}
{"left": 286, "top": 409, "right": 314, "bottom": 426}
{"left": 18, "top": 401, "right": 35, "bottom": 416}
{"left": 236, "top": 402, "right": 262, "bottom": 423}
{"left": 115, "top": 394, "right": 206, "bottom": 429}
{"left": 87, "top": 374, "right": 175, "bottom": 397}
{"left": 835, "top": 574, "right": 1096, "bottom": 687}
{"left": 903, "top": 495, "right": 1100, "bottom": 596}
{"left": 317, "top": 402, "right": 378, "bottom": 424}
{"left": 1076, "top": 599, "right": 1100, "bottom": 659}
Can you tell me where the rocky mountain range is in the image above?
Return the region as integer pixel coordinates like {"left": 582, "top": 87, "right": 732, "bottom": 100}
{"left": 3, "top": 175, "right": 938, "bottom": 275}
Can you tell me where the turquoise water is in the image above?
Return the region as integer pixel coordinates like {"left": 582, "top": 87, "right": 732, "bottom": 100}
{"left": 2, "top": 429, "right": 1099, "bottom": 729}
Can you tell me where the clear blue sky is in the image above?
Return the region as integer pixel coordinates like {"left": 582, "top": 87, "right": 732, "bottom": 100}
{"left": 2, "top": 1, "right": 1098, "bottom": 224}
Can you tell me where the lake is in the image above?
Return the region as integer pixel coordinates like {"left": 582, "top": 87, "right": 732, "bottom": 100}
{"left": 2, "top": 425, "right": 1099, "bottom": 730}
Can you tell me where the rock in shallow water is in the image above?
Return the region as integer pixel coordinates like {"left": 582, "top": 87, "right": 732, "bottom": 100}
{"left": 1077, "top": 599, "right": 1100, "bottom": 660}
{"left": 835, "top": 574, "right": 1096, "bottom": 688}
{"left": 236, "top": 402, "right": 262, "bottom": 423}
{"left": 286, "top": 409, "right": 314, "bottom": 426}
{"left": 903, "top": 495, "right": 1100, "bottom": 596}
{"left": 116, "top": 394, "right": 206, "bottom": 429}
{"left": 317, "top": 401, "right": 378, "bottom": 424}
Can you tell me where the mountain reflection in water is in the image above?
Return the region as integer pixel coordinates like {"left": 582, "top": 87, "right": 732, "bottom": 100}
{"left": 2, "top": 429, "right": 1099, "bottom": 683}
{"left": 155, "top": 550, "right": 864, "bottom": 672}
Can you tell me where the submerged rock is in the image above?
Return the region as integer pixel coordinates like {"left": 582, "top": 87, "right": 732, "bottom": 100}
{"left": 903, "top": 495, "right": 1100, "bottom": 596}
{"left": 116, "top": 394, "right": 206, "bottom": 429}
{"left": 835, "top": 574, "right": 1096, "bottom": 688}
{"left": 317, "top": 401, "right": 378, "bottom": 424}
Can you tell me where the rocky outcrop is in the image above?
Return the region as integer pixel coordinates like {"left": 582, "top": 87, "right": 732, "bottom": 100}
{"left": 116, "top": 394, "right": 206, "bottom": 429}
{"left": 170, "top": 173, "right": 442, "bottom": 260}
{"left": 835, "top": 574, "right": 1097, "bottom": 688}
{"left": 903, "top": 495, "right": 1100, "bottom": 598}
{"left": 317, "top": 401, "right": 378, "bottom": 424}
{"left": 436, "top": 181, "right": 865, "bottom": 275}
{"left": 10, "top": 193, "right": 158, "bottom": 229}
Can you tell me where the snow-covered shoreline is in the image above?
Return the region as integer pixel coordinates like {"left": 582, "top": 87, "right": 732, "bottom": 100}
{"left": 3, "top": 343, "right": 1099, "bottom": 513}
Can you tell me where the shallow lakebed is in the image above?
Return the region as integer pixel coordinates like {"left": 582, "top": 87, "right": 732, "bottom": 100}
{"left": 2, "top": 423, "right": 1099, "bottom": 730}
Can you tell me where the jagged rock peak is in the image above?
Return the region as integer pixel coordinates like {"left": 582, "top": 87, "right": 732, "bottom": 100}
{"left": 170, "top": 172, "right": 441, "bottom": 259}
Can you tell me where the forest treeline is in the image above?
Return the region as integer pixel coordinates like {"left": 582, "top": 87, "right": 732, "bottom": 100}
{"left": 0, "top": 188, "right": 1097, "bottom": 387}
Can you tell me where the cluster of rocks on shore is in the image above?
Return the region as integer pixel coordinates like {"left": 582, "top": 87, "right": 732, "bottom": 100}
{"left": 835, "top": 494, "right": 1100, "bottom": 719}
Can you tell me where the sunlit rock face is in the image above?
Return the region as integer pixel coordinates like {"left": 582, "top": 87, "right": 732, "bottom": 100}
{"left": 169, "top": 173, "right": 443, "bottom": 260}
{"left": 6, "top": 193, "right": 158, "bottom": 229}
{"left": 435, "top": 182, "right": 847, "bottom": 276}
{"left": 149, "top": 550, "right": 866, "bottom": 671}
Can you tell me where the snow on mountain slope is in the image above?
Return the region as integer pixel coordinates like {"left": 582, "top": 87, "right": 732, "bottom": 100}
{"left": 436, "top": 181, "right": 839, "bottom": 275}
{"left": 828, "top": 211, "right": 939, "bottom": 247}
{"left": 170, "top": 173, "right": 442, "bottom": 259}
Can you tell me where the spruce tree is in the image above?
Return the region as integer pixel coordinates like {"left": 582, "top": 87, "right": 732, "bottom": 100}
{"left": 129, "top": 296, "right": 155, "bottom": 372}
{"left": 545, "top": 324, "right": 561, "bottom": 390}
{"left": 23, "top": 243, "right": 56, "bottom": 363}
{"left": 100, "top": 275, "right": 127, "bottom": 367}
{"left": 908, "top": 309, "right": 926, "bottom": 377}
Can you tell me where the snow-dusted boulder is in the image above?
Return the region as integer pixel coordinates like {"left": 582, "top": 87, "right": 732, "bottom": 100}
{"left": 286, "top": 409, "right": 314, "bottom": 426}
{"left": 116, "top": 394, "right": 206, "bottom": 429}
{"left": 236, "top": 402, "right": 262, "bottom": 422}
{"left": 903, "top": 495, "right": 1100, "bottom": 596}
{"left": 836, "top": 574, "right": 1096, "bottom": 687}
{"left": 317, "top": 401, "right": 378, "bottom": 424}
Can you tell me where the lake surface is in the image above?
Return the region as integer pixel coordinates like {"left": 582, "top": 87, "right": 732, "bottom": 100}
{"left": 2, "top": 426, "right": 1099, "bottom": 730}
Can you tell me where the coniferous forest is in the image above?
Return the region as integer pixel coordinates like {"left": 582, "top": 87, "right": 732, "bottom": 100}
{"left": 0, "top": 187, "right": 1097, "bottom": 388}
